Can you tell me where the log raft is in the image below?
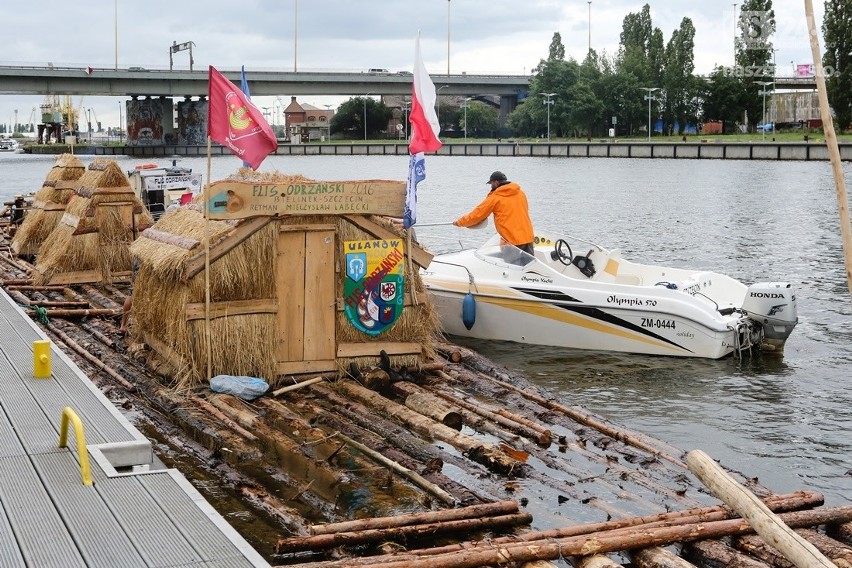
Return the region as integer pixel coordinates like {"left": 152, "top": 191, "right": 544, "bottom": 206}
{"left": 0, "top": 239, "right": 848, "bottom": 568}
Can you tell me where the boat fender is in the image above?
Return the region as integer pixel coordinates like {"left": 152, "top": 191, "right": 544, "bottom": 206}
{"left": 462, "top": 292, "right": 476, "bottom": 330}
{"left": 572, "top": 251, "right": 596, "bottom": 278}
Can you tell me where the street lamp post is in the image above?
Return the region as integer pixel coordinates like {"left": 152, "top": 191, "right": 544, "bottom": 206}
{"left": 756, "top": 80, "right": 772, "bottom": 142}
{"left": 323, "top": 104, "right": 332, "bottom": 142}
{"left": 402, "top": 99, "right": 411, "bottom": 140}
{"left": 587, "top": 1, "right": 592, "bottom": 56}
{"left": 436, "top": 85, "right": 449, "bottom": 132}
{"left": 118, "top": 101, "right": 123, "bottom": 143}
{"left": 447, "top": 0, "right": 451, "bottom": 75}
{"left": 462, "top": 97, "right": 473, "bottom": 140}
{"left": 87, "top": 108, "right": 92, "bottom": 142}
{"left": 363, "top": 93, "right": 373, "bottom": 141}
{"left": 294, "top": 0, "right": 298, "bottom": 72}
{"left": 641, "top": 87, "right": 659, "bottom": 142}
{"left": 542, "top": 93, "right": 557, "bottom": 140}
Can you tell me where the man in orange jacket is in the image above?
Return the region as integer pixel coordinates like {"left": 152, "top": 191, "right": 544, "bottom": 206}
{"left": 454, "top": 171, "right": 535, "bottom": 256}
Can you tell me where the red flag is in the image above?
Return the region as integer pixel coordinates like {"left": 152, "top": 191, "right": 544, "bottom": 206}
{"left": 207, "top": 65, "right": 278, "bottom": 170}
{"left": 85, "top": 66, "right": 93, "bottom": 75}
{"left": 408, "top": 34, "right": 442, "bottom": 155}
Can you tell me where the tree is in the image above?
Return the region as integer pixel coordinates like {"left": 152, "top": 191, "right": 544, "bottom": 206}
{"left": 822, "top": 0, "right": 852, "bottom": 130}
{"left": 329, "top": 97, "right": 392, "bottom": 139}
{"left": 663, "top": 18, "right": 698, "bottom": 134}
{"left": 460, "top": 101, "right": 499, "bottom": 138}
{"left": 703, "top": 66, "right": 746, "bottom": 132}
{"left": 548, "top": 32, "right": 566, "bottom": 61}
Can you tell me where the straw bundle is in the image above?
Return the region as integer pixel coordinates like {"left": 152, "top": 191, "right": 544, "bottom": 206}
{"left": 11, "top": 153, "right": 85, "bottom": 256}
{"left": 129, "top": 205, "right": 278, "bottom": 388}
{"left": 33, "top": 158, "right": 153, "bottom": 285}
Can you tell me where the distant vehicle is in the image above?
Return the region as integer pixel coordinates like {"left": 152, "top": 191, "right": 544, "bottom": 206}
{"left": 0, "top": 138, "right": 20, "bottom": 151}
{"left": 128, "top": 66, "right": 148, "bottom": 72}
{"left": 367, "top": 68, "right": 389, "bottom": 74}
{"left": 396, "top": 70, "right": 413, "bottom": 75}
{"left": 756, "top": 123, "right": 773, "bottom": 132}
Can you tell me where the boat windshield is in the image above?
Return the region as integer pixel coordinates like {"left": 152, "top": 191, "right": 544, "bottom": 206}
{"left": 473, "top": 234, "right": 537, "bottom": 269}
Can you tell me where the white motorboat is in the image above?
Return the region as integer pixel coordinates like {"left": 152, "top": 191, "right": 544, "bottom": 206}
{"left": 127, "top": 160, "right": 202, "bottom": 218}
{"left": 421, "top": 232, "right": 798, "bottom": 359}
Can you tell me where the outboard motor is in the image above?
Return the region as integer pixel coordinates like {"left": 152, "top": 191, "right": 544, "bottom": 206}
{"left": 741, "top": 282, "right": 798, "bottom": 352}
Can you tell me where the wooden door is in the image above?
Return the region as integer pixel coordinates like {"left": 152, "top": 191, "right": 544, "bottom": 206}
{"left": 276, "top": 224, "right": 337, "bottom": 375}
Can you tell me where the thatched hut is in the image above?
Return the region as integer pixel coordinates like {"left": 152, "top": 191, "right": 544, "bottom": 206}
{"left": 128, "top": 171, "right": 440, "bottom": 389}
{"left": 32, "top": 158, "right": 154, "bottom": 285}
{"left": 11, "top": 153, "right": 85, "bottom": 256}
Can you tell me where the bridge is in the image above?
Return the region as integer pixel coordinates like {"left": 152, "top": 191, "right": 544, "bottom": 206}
{"left": 0, "top": 64, "right": 530, "bottom": 98}
{"left": 0, "top": 64, "right": 818, "bottom": 99}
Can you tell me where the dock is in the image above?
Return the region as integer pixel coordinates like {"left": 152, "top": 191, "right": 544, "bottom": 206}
{"left": 0, "top": 287, "right": 268, "bottom": 568}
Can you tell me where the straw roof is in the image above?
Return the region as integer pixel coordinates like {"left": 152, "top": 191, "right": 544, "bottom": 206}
{"left": 32, "top": 158, "right": 153, "bottom": 285}
{"left": 11, "top": 153, "right": 85, "bottom": 256}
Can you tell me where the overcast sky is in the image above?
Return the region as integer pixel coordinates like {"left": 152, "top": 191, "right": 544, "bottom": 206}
{"left": 0, "top": 0, "right": 826, "bottom": 131}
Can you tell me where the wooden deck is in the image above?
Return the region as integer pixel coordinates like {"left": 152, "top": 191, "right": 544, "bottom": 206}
{"left": 0, "top": 288, "right": 268, "bottom": 568}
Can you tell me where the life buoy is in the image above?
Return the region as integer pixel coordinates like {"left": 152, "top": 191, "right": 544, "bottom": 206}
{"left": 134, "top": 163, "right": 158, "bottom": 170}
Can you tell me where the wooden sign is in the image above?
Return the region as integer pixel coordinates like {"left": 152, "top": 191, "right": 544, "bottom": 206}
{"left": 205, "top": 180, "right": 406, "bottom": 220}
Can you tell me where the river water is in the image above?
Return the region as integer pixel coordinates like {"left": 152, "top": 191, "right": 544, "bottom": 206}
{"left": 2, "top": 151, "right": 850, "bottom": 507}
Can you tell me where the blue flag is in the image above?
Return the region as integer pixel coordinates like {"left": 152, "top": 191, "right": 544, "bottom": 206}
{"left": 240, "top": 65, "right": 252, "bottom": 168}
{"left": 404, "top": 152, "right": 426, "bottom": 229}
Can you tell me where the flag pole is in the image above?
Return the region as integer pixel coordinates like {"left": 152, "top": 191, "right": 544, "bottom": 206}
{"left": 205, "top": 136, "right": 213, "bottom": 382}
{"left": 804, "top": 0, "right": 852, "bottom": 300}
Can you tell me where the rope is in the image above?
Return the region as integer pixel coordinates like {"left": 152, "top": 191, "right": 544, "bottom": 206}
{"left": 32, "top": 306, "right": 49, "bottom": 325}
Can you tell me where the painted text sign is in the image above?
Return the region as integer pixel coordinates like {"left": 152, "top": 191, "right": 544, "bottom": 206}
{"left": 206, "top": 180, "right": 406, "bottom": 219}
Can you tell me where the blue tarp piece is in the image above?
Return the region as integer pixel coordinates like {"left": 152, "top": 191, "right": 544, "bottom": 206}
{"left": 210, "top": 375, "right": 269, "bottom": 401}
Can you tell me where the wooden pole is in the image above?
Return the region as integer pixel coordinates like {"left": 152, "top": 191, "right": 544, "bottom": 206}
{"left": 311, "top": 500, "right": 519, "bottom": 535}
{"left": 686, "top": 449, "right": 836, "bottom": 568}
{"left": 205, "top": 135, "right": 213, "bottom": 382}
{"left": 805, "top": 0, "right": 852, "bottom": 299}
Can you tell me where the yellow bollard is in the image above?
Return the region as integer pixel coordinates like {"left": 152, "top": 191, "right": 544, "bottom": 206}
{"left": 33, "top": 339, "right": 52, "bottom": 378}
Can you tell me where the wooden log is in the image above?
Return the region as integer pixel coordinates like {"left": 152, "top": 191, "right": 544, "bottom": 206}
{"left": 576, "top": 554, "right": 623, "bottom": 568}
{"left": 684, "top": 540, "right": 773, "bottom": 568}
{"left": 81, "top": 284, "right": 123, "bottom": 310}
{"left": 392, "top": 381, "right": 464, "bottom": 431}
{"left": 325, "top": 492, "right": 827, "bottom": 564}
{"left": 320, "top": 506, "right": 852, "bottom": 568}
{"left": 732, "top": 534, "right": 796, "bottom": 567}
{"left": 273, "top": 376, "right": 325, "bottom": 397}
{"left": 829, "top": 523, "right": 852, "bottom": 545}
{"left": 631, "top": 547, "right": 698, "bottom": 567}
{"left": 419, "top": 362, "right": 446, "bottom": 372}
{"left": 140, "top": 227, "right": 200, "bottom": 249}
{"left": 334, "top": 379, "right": 523, "bottom": 476}
{"left": 275, "top": 512, "right": 533, "bottom": 553}
{"left": 29, "top": 300, "right": 91, "bottom": 308}
{"left": 45, "top": 323, "right": 136, "bottom": 391}
{"left": 311, "top": 500, "right": 518, "bottom": 535}
{"left": 189, "top": 396, "right": 258, "bottom": 441}
{"left": 207, "top": 395, "right": 260, "bottom": 429}
{"left": 31, "top": 307, "right": 121, "bottom": 318}
{"left": 362, "top": 368, "right": 391, "bottom": 390}
{"left": 795, "top": 529, "right": 852, "bottom": 565}
{"left": 687, "top": 449, "right": 836, "bottom": 568}
{"left": 334, "top": 432, "right": 457, "bottom": 506}
{"left": 429, "top": 385, "right": 551, "bottom": 446}
{"left": 6, "top": 285, "right": 67, "bottom": 291}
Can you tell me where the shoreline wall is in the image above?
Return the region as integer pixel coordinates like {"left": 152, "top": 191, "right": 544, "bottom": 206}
{"left": 25, "top": 141, "right": 852, "bottom": 161}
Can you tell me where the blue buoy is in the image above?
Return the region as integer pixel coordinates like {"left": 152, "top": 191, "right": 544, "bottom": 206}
{"left": 462, "top": 292, "right": 476, "bottom": 330}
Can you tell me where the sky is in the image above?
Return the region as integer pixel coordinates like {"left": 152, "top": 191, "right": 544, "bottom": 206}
{"left": 0, "top": 0, "right": 827, "bottom": 133}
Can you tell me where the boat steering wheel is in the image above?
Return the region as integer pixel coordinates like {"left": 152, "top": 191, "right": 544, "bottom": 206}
{"left": 553, "top": 239, "right": 573, "bottom": 266}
